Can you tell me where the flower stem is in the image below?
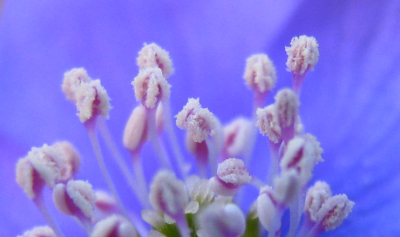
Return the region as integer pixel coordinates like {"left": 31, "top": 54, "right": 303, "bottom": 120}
{"left": 287, "top": 192, "right": 301, "bottom": 237}
{"left": 84, "top": 118, "right": 128, "bottom": 218}
{"left": 205, "top": 136, "right": 217, "bottom": 176}
{"left": 292, "top": 74, "right": 305, "bottom": 97}
{"left": 97, "top": 118, "right": 148, "bottom": 208}
{"left": 131, "top": 151, "right": 151, "bottom": 208}
{"left": 147, "top": 108, "right": 173, "bottom": 170}
{"left": 162, "top": 100, "right": 190, "bottom": 179}
{"left": 266, "top": 140, "right": 281, "bottom": 185}
{"left": 33, "top": 192, "right": 65, "bottom": 237}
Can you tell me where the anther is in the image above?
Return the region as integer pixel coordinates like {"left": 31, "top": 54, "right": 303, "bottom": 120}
{"left": 197, "top": 202, "right": 245, "bottom": 237}
{"left": 132, "top": 67, "right": 171, "bottom": 109}
{"left": 137, "top": 43, "right": 174, "bottom": 78}
{"left": 209, "top": 158, "right": 252, "bottom": 196}
{"left": 243, "top": 54, "right": 277, "bottom": 96}
{"left": 285, "top": 35, "right": 319, "bottom": 76}
{"left": 256, "top": 105, "right": 282, "bottom": 143}
{"left": 18, "top": 226, "right": 56, "bottom": 237}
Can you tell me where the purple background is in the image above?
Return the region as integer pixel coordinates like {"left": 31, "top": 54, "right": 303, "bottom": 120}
{"left": 1, "top": 0, "right": 400, "bottom": 236}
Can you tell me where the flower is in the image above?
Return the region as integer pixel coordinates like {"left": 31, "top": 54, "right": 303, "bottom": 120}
{"left": 1, "top": 1, "right": 400, "bottom": 236}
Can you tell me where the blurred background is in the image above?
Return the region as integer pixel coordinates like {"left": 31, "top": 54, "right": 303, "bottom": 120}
{"left": 1, "top": 0, "right": 400, "bottom": 236}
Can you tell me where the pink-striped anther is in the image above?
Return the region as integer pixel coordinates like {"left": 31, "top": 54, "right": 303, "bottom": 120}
{"left": 223, "top": 117, "right": 253, "bottom": 157}
{"left": 316, "top": 194, "right": 354, "bottom": 231}
{"left": 257, "top": 186, "right": 281, "bottom": 232}
{"left": 91, "top": 215, "right": 138, "bottom": 237}
{"left": 16, "top": 144, "right": 65, "bottom": 199}
{"left": 137, "top": 43, "right": 174, "bottom": 78}
{"left": 274, "top": 88, "right": 299, "bottom": 128}
{"left": 74, "top": 79, "right": 111, "bottom": 122}
{"left": 186, "top": 175, "right": 214, "bottom": 204}
{"left": 243, "top": 54, "right": 277, "bottom": 94}
{"left": 53, "top": 141, "right": 81, "bottom": 181}
{"left": 123, "top": 105, "right": 148, "bottom": 153}
{"left": 132, "top": 67, "right": 171, "bottom": 109}
{"left": 62, "top": 68, "right": 92, "bottom": 102}
{"left": 285, "top": 35, "right": 319, "bottom": 76}
{"left": 94, "top": 190, "right": 118, "bottom": 214}
{"left": 176, "top": 98, "right": 218, "bottom": 143}
{"left": 273, "top": 169, "right": 301, "bottom": 205}
{"left": 18, "top": 226, "right": 56, "bottom": 237}
{"left": 197, "top": 202, "right": 245, "bottom": 237}
{"left": 53, "top": 180, "right": 96, "bottom": 218}
{"left": 304, "top": 181, "right": 332, "bottom": 222}
{"left": 256, "top": 105, "right": 282, "bottom": 143}
{"left": 149, "top": 170, "right": 188, "bottom": 219}
{"left": 209, "top": 158, "right": 251, "bottom": 196}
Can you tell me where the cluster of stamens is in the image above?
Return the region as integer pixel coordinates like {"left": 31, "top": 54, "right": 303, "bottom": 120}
{"left": 16, "top": 35, "right": 353, "bottom": 237}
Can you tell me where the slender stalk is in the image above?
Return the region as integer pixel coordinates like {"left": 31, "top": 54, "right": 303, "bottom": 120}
{"left": 33, "top": 193, "right": 65, "bottom": 237}
{"left": 205, "top": 136, "right": 218, "bottom": 176}
{"left": 267, "top": 209, "right": 283, "bottom": 237}
{"left": 250, "top": 176, "right": 264, "bottom": 189}
{"left": 97, "top": 118, "right": 147, "bottom": 207}
{"left": 146, "top": 108, "right": 173, "bottom": 170}
{"left": 176, "top": 214, "right": 190, "bottom": 237}
{"left": 162, "top": 100, "right": 190, "bottom": 179}
{"left": 73, "top": 216, "right": 92, "bottom": 236}
{"left": 131, "top": 151, "right": 150, "bottom": 208}
{"left": 266, "top": 140, "right": 281, "bottom": 185}
{"left": 292, "top": 74, "right": 305, "bottom": 97}
{"left": 84, "top": 119, "right": 128, "bottom": 218}
{"left": 302, "top": 223, "right": 322, "bottom": 237}
{"left": 287, "top": 192, "right": 300, "bottom": 237}
{"left": 243, "top": 92, "right": 265, "bottom": 166}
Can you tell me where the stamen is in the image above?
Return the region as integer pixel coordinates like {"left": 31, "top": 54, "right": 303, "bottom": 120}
{"left": 256, "top": 105, "right": 282, "bottom": 144}
{"left": 52, "top": 141, "right": 81, "bottom": 181}
{"left": 280, "top": 135, "right": 321, "bottom": 185}
{"left": 141, "top": 209, "right": 165, "bottom": 229}
{"left": 75, "top": 79, "right": 111, "bottom": 123}
{"left": 91, "top": 214, "right": 138, "bottom": 237}
{"left": 62, "top": 67, "right": 91, "bottom": 102}
{"left": 285, "top": 35, "right": 319, "bottom": 95}
{"left": 53, "top": 180, "right": 96, "bottom": 234}
{"left": 123, "top": 105, "right": 148, "bottom": 154}
{"left": 84, "top": 119, "right": 130, "bottom": 220}
{"left": 149, "top": 230, "right": 167, "bottom": 237}
{"left": 121, "top": 105, "right": 151, "bottom": 207}
{"left": 242, "top": 54, "right": 277, "bottom": 170}
{"left": 304, "top": 181, "right": 332, "bottom": 222}
{"left": 98, "top": 116, "right": 150, "bottom": 209}
{"left": 176, "top": 98, "right": 218, "bottom": 143}
{"left": 132, "top": 67, "right": 171, "bottom": 109}
{"left": 137, "top": 43, "right": 174, "bottom": 78}
{"left": 176, "top": 98, "right": 220, "bottom": 175}
{"left": 186, "top": 175, "right": 214, "bottom": 205}
{"left": 16, "top": 144, "right": 65, "bottom": 199}
{"left": 257, "top": 186, "right": 282, "bottom": 237}
{"left": 209, "top": 158, "right": 252, "bottom": 196}
{"left": 94, "top": 190, "right": 119, "bottom": 215}
{"left": 16, "top": 145, "right": 66, "bottom": 237}
{"left": 273, "top": 169, "right": 301, "bottom": 205}
{"left": 222, "top": 117, "right": 253, "bottom": 160}
{"left": 243, "top": 54, "right": 277, "bottom": 97}
{"left": 18, "top": 226, "right": 56, "bottom": 237}
{"left": 317, "top": 195, "right": 354, "bottom": 231}
{"left": 149, "top": 170, "right": 190, "bottom": 237}
{"left": 197, "top": 202, "right": 245, "bottom": 237}
{"left": 285, "top": 36, "right": 319, "bottom": 76}
{"left": 185, "top": 118, "right": 223, "bottom": 177}
{"left": 161, "top": 100, "right": 191, "bottom": 179}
